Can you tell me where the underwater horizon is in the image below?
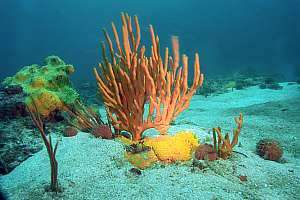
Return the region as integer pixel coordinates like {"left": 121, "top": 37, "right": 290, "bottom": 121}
{"left": 0, "top": 1, "right": 299, "bottom": 200}
{"left": 1, "top": 0, "right": 300, "bottom": 81}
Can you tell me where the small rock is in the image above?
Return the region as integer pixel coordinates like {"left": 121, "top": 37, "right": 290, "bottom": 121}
{"left": 239, "top": 175, "right": 247, "bottom": 182}
{"left": 129, "top": 168, "right": 142, "bottom": 176}
{"left": 194, "top": 144, "right": 217, "bottom": 161}
{"left": 63, "top": 126, "right": 78, "bottom": 137}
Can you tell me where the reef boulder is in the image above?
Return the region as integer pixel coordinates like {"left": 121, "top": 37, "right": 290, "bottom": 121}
{"left": 0, "top": 84, "right": 27, "bottom": 119}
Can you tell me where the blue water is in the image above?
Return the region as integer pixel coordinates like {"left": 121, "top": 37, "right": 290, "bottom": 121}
{"left": 1, "top": 0, "right": 299, "bottom": 81}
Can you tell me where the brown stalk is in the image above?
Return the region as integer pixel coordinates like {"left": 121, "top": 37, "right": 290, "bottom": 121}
{"left": 26, "top": 97, "right": 59, "bottom": 192}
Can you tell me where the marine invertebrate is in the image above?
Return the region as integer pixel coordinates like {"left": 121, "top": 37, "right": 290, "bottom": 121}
{"left": 143, "top": 131, "right": 199, "bottom": 162}
{"left": 26, "top": 89, "right": 64, "bottom": 117}
{"left": 256, "top": 139, "right": 283, "bottom": 161}
{"left": 3, "top": 56, "right": 79, "bottom": 118}
{"left": 212, "top": 113, "right": 243, "bottom": 159}
{"left": 125, "top": 146, "right": 158, "bottom": 169}
{"left": 123, "top": 131, "right": 198, "bottom": 168}
{"left": 26, "top": 97, "right": 60, "bottom": 192}
{"left": 63, "top": 101, "right": 103, "bottom": 131}
{"left": 94, "top": 13, "right": 204, "bottom": 141}
{"left": 63, "top": 100, "right": 113, "bottom": 139}
{"left": 91, "top": 125, "right": 113, "bottom": 139}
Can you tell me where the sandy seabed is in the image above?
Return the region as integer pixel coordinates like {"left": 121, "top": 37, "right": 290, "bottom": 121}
{"left": 0, "top": 83, "right": 299, "bottom": 200}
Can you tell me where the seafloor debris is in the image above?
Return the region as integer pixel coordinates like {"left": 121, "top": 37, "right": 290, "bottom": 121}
{"left": 194, "top": 144, "right": 218, "bottom": 161}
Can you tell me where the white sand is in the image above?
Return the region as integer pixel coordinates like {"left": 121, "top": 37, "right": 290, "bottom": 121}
{"left": 1, "top": 83, "right": 299, "bottom": 200}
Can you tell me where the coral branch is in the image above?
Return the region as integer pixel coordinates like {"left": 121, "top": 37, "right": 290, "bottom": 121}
{"left": 94, "top": 13, "right": 204, "bottom": 141}
{"left": 212, "top": 113, "right": 243, "bottom": 159}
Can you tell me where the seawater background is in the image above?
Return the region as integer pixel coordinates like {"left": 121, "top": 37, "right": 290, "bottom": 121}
{"left": 1, "top": 0, "right": 299, "bottom": 82}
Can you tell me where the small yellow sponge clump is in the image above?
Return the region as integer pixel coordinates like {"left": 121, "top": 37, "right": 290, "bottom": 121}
{"left": 125, "top": 149, "right": 158, "bottom": 169}
{"left": 143, "top": 131, "right": 199, "bottom": 163}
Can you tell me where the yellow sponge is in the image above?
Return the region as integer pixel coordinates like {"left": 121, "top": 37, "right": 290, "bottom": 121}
{"left": 26, "top": 89, "right": 64, "bottom": 117}
{"left": 30, "top": 77, "right": 46, "bottom": 88}
{"left": 125, "top": 149, "right": 158, "bottom": 169}
{"left": 143, "top": 131, "right": 199, "bottom": 163}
